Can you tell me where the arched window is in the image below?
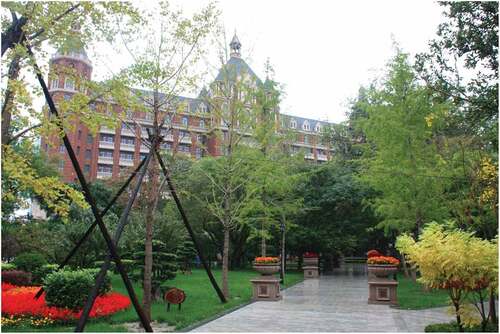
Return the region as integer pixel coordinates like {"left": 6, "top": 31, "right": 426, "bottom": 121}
{"left": 290, "top": 119, "right": 296, "bottom": 129}
{"left": 315, "top": 123, "right": 321, "bottom": 132}
{"left": 303, "top": 121, "right": 310, "bottom": 131}
{"left": 199, "top": 119, "right": 205, "bottom": 128}
{"left": 182, "top": 116, "right": 188, "bottom": 126}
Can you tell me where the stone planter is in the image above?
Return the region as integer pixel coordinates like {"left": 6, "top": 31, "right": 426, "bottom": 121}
{"left": 367, "top": 264, "right": 398, "bottom": 278}
{"left": 253, "top": 263, "right": 280, "bottom": 276}
{"left": 303, "top": 257, "right": 319, "bottom": 266}
{"left": 303, "top": 266, "right": 319, "bottom": 279}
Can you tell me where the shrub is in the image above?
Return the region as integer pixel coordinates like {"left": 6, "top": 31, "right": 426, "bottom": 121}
{"left": 43, "top": 269, "right": 111, "bottom": 310}
{"left": 2, "top": 270, "right": 32, "bottom": 286}
{"left": 32, "top": 264, "right": 58, "bottom": 285}
{"left": 366, "top": 249, "right": 382, "bottom": 258}
{"left": 1, "top": 263, "right": 16, "bottom": 271}
{"left": 13, "top": 253, "right": 47, "bottom": 276}
{"left": 94, "top": 259, "right": 135, "bottom": 275}
{"left": 366, "top": 256, "right": 400, "bottom": 265}
{"left": 425, "top": 321, "right": 498, "bottom": 332}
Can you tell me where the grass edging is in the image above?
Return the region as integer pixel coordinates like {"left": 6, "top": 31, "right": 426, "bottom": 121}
{"left": 181, "top": 277, "right": 304, "bottom": 332}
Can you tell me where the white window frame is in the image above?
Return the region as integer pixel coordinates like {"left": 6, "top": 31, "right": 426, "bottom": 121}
{"left": 290, "top": 120, "right": 296, "bottom": 129}
{"left": 64, "top": 78, "right": 75, "bottom": 91}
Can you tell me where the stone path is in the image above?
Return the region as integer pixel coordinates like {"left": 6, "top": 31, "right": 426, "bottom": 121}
{"left": 192, "top": 270, "right": 453, "bottom": 332}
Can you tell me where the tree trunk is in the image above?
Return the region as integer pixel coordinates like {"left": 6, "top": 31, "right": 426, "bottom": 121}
{"left": 454, "top": 301, "right": 464, "bottom": 332}
{"left": 2, "top": 55, "right": 21, "bottom": 146}
{"left": 222, "top": 226, "right": 230, "bottom": 298}
{"left": 261, "top": 225, "right": 266, "bottom": 257}
{"left": 400, "top": 254, "right": 410, "bottom": 278}
{"left": 489, "top": 289, "right": 497, "bottom": 325}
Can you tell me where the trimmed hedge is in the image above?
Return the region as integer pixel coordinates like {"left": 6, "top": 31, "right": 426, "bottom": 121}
{"left": 2, "top": 270, "right": 32, "bottom": 286}
{"left": 33, "top": 264, "right": 58, "bottom": 285}
{"left": 13, "top": 253, "right": 47, "bottom": 273}
{"left": 425, "top": 322, "right": 498, "bottom": 332}
{"left": 43, "top": 269, "right": 111, "bottom": 310}
{"left": 94, "top": 259, "right": 135, "bottom": 274}
{"left": 1, "top": 263, "right": 16, "bottom": 271}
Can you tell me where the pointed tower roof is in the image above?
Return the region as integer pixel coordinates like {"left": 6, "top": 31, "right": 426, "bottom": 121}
{"left": 229, "top": 33, "right": 241, "bottom": 58}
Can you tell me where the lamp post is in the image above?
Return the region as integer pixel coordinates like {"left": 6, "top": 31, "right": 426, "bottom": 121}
{"left": 280, "top": 221, "right": 285, "bottom": 283}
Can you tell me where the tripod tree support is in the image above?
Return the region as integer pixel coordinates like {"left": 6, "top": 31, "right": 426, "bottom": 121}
{"left": 24, "top": 40, "right": 153, "bottom": 332}
{"left": 155, "top": 149, "right": 227, "bottom": 303}
{"left": 34, "top": 156, "right": 148, "bottom": 300}
{"left": 76, "top": 146, "right": 155, "bottom": 332}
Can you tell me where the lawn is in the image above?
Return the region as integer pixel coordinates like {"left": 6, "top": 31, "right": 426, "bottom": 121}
{"left": 2, "top": 269, "right": 303, "bottom": 332}
{"left": 396, "top": 273, "right": 450, "bottom": 309}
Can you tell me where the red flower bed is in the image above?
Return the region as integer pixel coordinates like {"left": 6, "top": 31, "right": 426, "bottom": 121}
{"left": 303, "top": 252, "right": 318, "bottom": 258}
{"left": 1, "top": 283, "right": 130, "bottom": 321}
{"left": 366, "top": 249, "right": 382, "bottom": 258}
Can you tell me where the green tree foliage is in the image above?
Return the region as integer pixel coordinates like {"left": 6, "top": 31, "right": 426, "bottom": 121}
{"left": 176, "top": 239, "right": 197, "bottom": 274}
{"left": 132, "top": 240, "right": 178, "bottom": 301}
{"left": 357, "top": 51, "right": 450, "bottom": 235}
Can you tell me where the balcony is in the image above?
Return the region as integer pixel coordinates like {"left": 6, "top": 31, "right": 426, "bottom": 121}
{"left": 305, "top": 153, "right": 314, "bottom": 160}
{"left": 179, "top": 136, "right": 192, "bottom": 144}
{"left": 121, "top": 127, "right": 135, "bottom": 136}
{"left": 120, "top": 143, "right": 135, "bottom": 151}
{"left": 164, "top": 134, "right": 174, "bottom": 142}
{"left": 119, "top": 159, "right": 134, "bottom": 167}
{"left": 317, "top": 154, "right": 328, "bottom": 161}
{"left": 100, "top": 126, "right": 115, "bottom": 134}
{"left": 99, "top": 141, "right": 115, "bottom": 150}
{"left": 140, "top": 144, "right": 150, "bottom": 153}
{"left": 97, "top": 171, "right": 113, "bottom": 179}
{"left": 98, "top": 156, "right": 114, "bottom": 164}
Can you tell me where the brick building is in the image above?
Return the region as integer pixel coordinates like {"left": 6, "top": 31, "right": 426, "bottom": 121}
{"left": 42, "top": 34, "right": 334, "bottom": 183}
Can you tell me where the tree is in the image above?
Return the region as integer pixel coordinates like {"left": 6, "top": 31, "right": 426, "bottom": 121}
{"left": 396, "top": 222, "right": 498, "bottom": 332}
{"left": 357, "top": 50, "right": 451, "bottom": 237}
{"left": 176, "top": 239, "right": 197, "bottom": 274}
{"left": 117, "top": 1, "right": 218, "bottom": 318}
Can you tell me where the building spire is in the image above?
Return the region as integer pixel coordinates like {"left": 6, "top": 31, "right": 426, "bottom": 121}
{"left": 229, "top": 32, "right": 241, "bottom": 58}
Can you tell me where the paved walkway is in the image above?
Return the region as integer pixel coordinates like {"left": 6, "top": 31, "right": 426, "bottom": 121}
{"left": 192, "top": 268, "right": 453, "bottom": 332}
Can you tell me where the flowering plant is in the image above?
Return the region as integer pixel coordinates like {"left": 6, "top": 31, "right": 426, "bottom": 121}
{"left": 1, "top": 283, "right": 130, "bottom": 322}
{"left": 254, "top": 257, "right": 279, "bottom": 264}
{"left": 303, "top": 252, "right": 319, "bottom": 258}
{"left": 366, "top": 249, "right": 382, "bottom": 258}
{"left": 367, "top": 256, "right": 400, "bottom": 266}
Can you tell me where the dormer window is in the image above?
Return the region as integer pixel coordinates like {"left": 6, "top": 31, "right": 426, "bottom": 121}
{"left": 290, "top": 119, "right": 297, "bottom": 129}
{"left": 315, "top": 123, "right": 321, "bottom": 132}
{"left": 302, "top": 121, "right": 310, "bottom": 131}
{"left": 199, "top": 104, "right": 207, "bottom": 113}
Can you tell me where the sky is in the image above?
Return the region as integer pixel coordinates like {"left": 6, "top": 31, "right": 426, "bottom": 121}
{"left": 170, "top": 0, "right": 445, "bottom": 123}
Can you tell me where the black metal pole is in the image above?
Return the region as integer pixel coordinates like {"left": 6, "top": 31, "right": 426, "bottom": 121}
{"left": 24, "top": 41, "right": 153, "bottom": 332}
{"left": 34, "top": 157, "right": 147, "bottom": 300}
{"left": 155, "top": 150, "right": 227, "bottom": 303}
{"left": 280, "top": 222, "right": 285, "bottom": 284}
{"left": 76, "top": 147, "right": 154, "bottom": 332}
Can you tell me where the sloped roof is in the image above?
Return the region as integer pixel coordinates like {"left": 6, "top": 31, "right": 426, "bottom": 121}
{"left": 214, "top": 56, "right": 262, "bottom": 85}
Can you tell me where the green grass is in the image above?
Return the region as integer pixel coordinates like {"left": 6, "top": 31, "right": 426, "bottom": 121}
{"left": 396, "top": 273, "right": 450, "bottom": 309}
{"left": 3, "top": 269, "right": 303, "bottom": 332}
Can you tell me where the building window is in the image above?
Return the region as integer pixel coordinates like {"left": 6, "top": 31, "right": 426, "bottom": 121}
{"left": 76, "top": 146, "right": 80, "bottom": 155}
{"left": 87, "top": 134, "right": 93, "bottom": 144}
{"left": 99, "top": 149, "right": 113, "bottom": 158}
{"left": 50, "top": 78, "right": 59, "bottom": 89}
{"left": 303, "top": 121, "right": 310, "bottom": 131}
{"left": 178, "top": 144, "right": 190, "bottom": 152}
{"left": 197, "top": 135, "right": 205, "bottom": 143}
{"left": 199, "top": 120, "right": 205, "bottom": 128}
{"left": 199, "top": 104, "right": 207, "bottom": 113}
{"left": 304, "top": 135, "right": 309, "bottom": 144}
{"left": 126, "top": 110, "right": 133, "bottom": 118}
{"left": 315, "top": 123, "right": 321, "bottom": 132}
{"left": 89, "top": 103, "right": 96, "bottom": 111}
{"left": 145, "top": 112, "right": 153, "bottom": 121}
{"left": 195, "top": 147, "right": 202, "bottom": 159}
{"left": 100, "top": 134, "right": 114, "bottom": 143}
{"left": 290, "top": 120, "right": 296, "bottom": 129}
{"left": 120, "top": 151, "right": 133, "bottom": 161}
{"left": 84, "top": 164, "right": 90, "bottom": 173}
{"left": 182, "top": 116, "right": 188, "bottom": 126}
{"left": 98, "top": 164, "right": 112, "bottom": 173}
{"left": 63, "top": 93, "right": 71, "bottom": 100}
{"left": 140, "top": 153, "right": 148, "bottom": 161}
{"left": 59, "top": 144, "right": 65, "bottom": 153}
{"left": 161, "top": 142, "right": 172, "bottom": 150}
{"left": 85, "top": 149, "right": 92, "bottom": 159}
{"left": 121, "top": 136, "right": 135, "bottom": 146}
{"left": 64, "top": 78, "right": 75, "bottom": 90}
{"left": 77, "top": 130, "right": 82, "bottom": 140}
{"left": 58, "top": 159, "right": 65, "bottom": 171}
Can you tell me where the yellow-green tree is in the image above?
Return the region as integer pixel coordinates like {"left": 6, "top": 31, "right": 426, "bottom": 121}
{"left": 396, "top": 223, "right": 498, "bottom": 331}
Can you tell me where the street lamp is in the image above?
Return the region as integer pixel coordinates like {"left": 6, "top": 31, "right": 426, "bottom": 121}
{"left": 280, "top": 222, "right": 285, "bottom": 283}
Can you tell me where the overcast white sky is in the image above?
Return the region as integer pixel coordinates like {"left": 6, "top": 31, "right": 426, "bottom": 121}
{"left": 179, "top": 0, "right": 444, "bottom": 123}
{"left": 68, "top": 0, "right": 445, "bottom": 124}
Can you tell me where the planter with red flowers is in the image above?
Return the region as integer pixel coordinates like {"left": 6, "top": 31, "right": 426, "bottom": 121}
{"left": 366, "top": 253, "right": 400, "bottom": 306}
{"left": 302, "top": 252, "right": 319, "bottom": 279}
{"left": 250, "top": 257, "right": 281, "bottom": 301}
